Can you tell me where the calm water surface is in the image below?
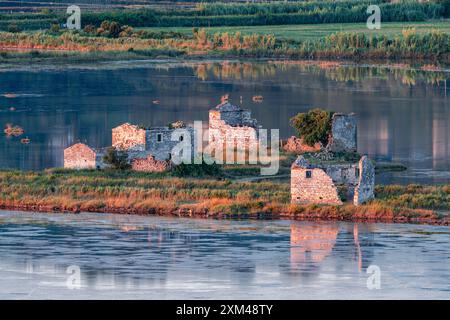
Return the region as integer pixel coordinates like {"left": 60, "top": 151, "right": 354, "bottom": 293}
{"left": 0, "top": 210, "right": 449, "bottom": 299}
{"left": 0, "top": 60, "right": 448, "bottom": 184}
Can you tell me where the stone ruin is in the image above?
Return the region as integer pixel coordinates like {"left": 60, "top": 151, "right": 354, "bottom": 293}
{"left": 64, "top": 122, "right": 194, "bottom": 172}
{"left": 284, "top": 112, "right": 357, "bottom": 154}
{"left": 290, "top": 154, "right": 375, "bottom": 206}
{"left": 287, "top": 111, "right": 375, "bottom": 206}
{"left": 63, "top": 143, "right": 106, "bottom": 170}
{"left": 112, "top": 123, "right": 194, "bottom": 161}
{"left": 327, "top": 113, "right": 357, "bottom": 153}
{"left": 208, "top": 101, "right": 260, "bottom": 152}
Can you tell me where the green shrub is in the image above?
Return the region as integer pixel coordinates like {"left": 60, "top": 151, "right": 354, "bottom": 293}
{"left": 290, "top": 108, "right": 334, "bottom": 146}
{"left": 171, "top": 162, "right": 222, "bottom": 177}
{"left": 102, "top": 147, "right": 130, "bottom": 170}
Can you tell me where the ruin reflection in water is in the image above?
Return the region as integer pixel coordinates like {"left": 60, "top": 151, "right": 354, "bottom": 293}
{"left": 0, "top": 211, "right": 448, "bottom": 299}
{"left": 0, "top": 61, "right": 448, "bottom": 184}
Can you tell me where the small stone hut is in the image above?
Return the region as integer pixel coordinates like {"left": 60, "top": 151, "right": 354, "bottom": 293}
{"left": 63, "top": 143, "right": 105, "bottom": 169}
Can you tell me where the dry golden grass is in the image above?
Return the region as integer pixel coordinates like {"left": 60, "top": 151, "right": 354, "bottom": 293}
{"left": 0, "top": 168, "right": 448, "bottom": 225}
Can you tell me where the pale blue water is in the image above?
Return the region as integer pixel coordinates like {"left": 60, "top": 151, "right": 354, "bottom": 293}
{"left": 0, "top": 210, "right": 448, "bottom": 299}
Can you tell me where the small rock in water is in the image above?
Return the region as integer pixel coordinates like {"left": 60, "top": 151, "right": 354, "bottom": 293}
{"left": 4, "top": 123, "right": 24, "bottom": 137}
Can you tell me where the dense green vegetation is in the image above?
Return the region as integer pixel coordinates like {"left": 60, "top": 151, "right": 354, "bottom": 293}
{"left": 141, "top": 21, "right": 450, "bottom": 42}
{"left": 103, "top": 147, "right": 130, "bottom": 170}
{"left": 0, "top": 0, "right": 448, "bottom": 31}
{"left": 0, "top": 25, "right": 448, "bottom": 62}
{"left": 290, "top": 109, "right": 334, "bottom": 146}
{"left": 0, "top": 2, "right": 448, "bottom": 63}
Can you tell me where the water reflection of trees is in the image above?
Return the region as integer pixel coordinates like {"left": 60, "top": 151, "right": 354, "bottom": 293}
{"left": 191, "top": 61, "right": 448, "bottom": 88}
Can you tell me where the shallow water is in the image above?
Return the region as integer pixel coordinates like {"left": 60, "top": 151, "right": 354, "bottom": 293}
{"left": 0, "top": 60, "right": 448, "bottom": 184}
{"left": 0, "top": 210, "right": 449, "bottom": 299}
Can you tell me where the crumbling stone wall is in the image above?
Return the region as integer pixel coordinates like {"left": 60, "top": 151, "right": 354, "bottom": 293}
{"left": 112, "top": 123, "right": 146, "bottom": 151}
{"left": 131, "top": 154, "right": 172, "bottom": 172}
{"left": 64, "top": 143, "right": 104, "bottom": 169}
{"left": 327, "top": 113, "right": 357, "bottom": 152}
{"left": 323, "top": 163, "right": 359, "bottom": 185}
{"left": 354, "top": 156, "right": 375, "bottom": 205}
{"left": 291, "top": 167, "right": 343, "bottom": 205}
{"left": 291, "top": 156, "right": 343, "bottom": 205}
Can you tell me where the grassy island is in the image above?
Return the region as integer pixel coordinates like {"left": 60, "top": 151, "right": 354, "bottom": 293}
{"left": 0, "top": 157, "right": 448, "bottom": 225}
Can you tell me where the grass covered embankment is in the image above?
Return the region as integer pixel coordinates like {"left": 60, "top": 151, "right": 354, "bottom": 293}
{"left": 0, "top": 168, "right": 448, "bottom": 225}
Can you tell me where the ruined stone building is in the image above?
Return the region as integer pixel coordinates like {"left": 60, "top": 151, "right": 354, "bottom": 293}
{"left": 63, "top": 143, "right": 106, "bottom": 169}
{"left": 112, "top": 122, "right": 194, "bottom": 161}
{"left": 291, "top": 155, "right": 375, "bottom": 206}
{"left": 64, "top": 121, "right": 194, "bottom": 172}
{"left": 289, "top": 111, "right": 375, "bottom": 206}
{"left": 208, "top": 101, "right": 260, "bottom": 152}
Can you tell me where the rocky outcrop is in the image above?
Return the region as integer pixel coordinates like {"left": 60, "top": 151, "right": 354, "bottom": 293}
{"left": 283, "top": 136, "right": 322, "bottom": 153}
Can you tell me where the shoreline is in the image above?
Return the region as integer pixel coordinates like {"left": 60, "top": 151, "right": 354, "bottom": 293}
{"left": 0, "top": 203, "right": 448, "bottom": 226}
{"left": 1, "top": 49, "right": 449, "bottom": 67}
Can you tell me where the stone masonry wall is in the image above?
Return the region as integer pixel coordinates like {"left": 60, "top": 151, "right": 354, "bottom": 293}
{"left": 131, "top": 154, "right": 171, "bottom": 172}
{"left": 327, "top": 113, "right": 357, "bottom": 153}
{"left": 64, "top": 143, "right": 97, "bottom": 169}
{"left": 353, "top": 155, "right": 375, "bottom": 205}
{"left": 146, "top": 127, "right": 194, "bottom": 161}
{"left": 291, "top": 167, "right": 343, "bottom": 205}
{"left": 209, "top": 109, "right": 259, "bottom": 151}
{"left": 112, "top": 123, "right": 146, "bottom": 151}
{"left": 323, "top": 163, "right": 358, "bottom": 185}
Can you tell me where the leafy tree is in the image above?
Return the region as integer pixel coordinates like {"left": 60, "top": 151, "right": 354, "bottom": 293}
{"left": 290, "top": 108, "right": 334, "bottom": 147}
{"left": 103, "top": 147, "right": 130, "bottom": 170}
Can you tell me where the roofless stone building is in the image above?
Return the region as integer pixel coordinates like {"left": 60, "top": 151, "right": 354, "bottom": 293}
{"left": 208, "top": 101, "right": 260, "bottom": 152}
{"left": 291, "top": 155, "right": 375, "bottom": 206}
{"left": 290, "top": 113, "right": 375, "bottom": 206}
{"left": 64, "top": 121, "right": 193, "bottom": 172}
